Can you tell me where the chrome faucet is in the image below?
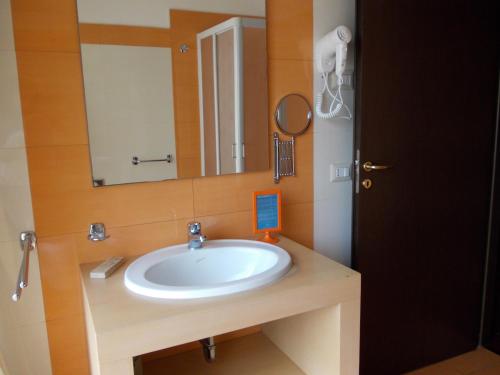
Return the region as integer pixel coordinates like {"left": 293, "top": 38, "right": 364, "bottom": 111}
{"left": 187, "top": 222, "right": 207, "bottom": 250}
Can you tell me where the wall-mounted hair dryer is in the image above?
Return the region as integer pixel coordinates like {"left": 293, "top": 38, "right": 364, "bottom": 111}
{"left": 315, "top": 25, "right": 353, "bottom": 120}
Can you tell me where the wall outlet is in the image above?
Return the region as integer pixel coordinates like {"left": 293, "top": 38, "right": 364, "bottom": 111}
{"left": 330, "top": 163, "right": 352, "bottom": 183}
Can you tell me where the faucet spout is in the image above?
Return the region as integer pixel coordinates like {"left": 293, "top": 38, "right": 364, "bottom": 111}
{"left": 187, "top": 222, "right": 207, "bottom": 250}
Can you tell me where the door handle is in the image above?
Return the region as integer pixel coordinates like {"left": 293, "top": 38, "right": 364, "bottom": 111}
{"left": 363, "top": 161, "right": 391, "bottom": 172}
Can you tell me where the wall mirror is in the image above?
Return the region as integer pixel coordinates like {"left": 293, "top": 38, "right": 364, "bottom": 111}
{"left": 76, "top": 0, "right": 268, "bottom": 186}
{"left": 274, "top": 94, "right": 312, "bottom": 136}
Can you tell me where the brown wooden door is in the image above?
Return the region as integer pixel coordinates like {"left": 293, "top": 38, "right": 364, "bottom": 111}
{"left": 353, "top": 1, "right": 499, "bottom": 374}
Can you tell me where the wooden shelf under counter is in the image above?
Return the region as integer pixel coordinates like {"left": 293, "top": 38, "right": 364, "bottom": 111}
{"left": 141, "top": 333, "right": 306, "bottom": 375}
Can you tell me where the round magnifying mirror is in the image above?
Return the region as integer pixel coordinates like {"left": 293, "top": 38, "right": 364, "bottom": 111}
{"left": 274, "top": 94, "right": 312, "bottom": 136}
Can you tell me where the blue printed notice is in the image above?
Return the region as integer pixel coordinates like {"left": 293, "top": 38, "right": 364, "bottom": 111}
{"left": 256, "top": 194, "right": 279, "bottom": 230}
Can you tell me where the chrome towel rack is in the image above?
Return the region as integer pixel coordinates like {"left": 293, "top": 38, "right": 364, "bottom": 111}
{"left": 132, "top": 154, "right": 173, "bottom": 165}
{"left": 11, "top": 231, "right": 37, "bottom": 302}
{"left": 273, "top": 132, "right": 295, "bottom": 183}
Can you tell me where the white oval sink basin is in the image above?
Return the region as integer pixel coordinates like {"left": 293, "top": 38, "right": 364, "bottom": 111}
{"left": 124, "top": 240, "right": 292, "bottom": 299}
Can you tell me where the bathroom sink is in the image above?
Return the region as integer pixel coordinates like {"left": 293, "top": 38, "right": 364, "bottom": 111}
{"left": 124, "top": 240, "right": 292, "bottom": 299}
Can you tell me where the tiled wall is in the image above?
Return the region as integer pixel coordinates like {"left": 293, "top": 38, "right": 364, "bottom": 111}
{"left": 10, "top": 0, "right": 313, "bottom": 374}
{"left": 0, "top": 0, "right": 51, "bottom": 374}
{"left": 313, "top": 0, "right": 355, "bottom": 266}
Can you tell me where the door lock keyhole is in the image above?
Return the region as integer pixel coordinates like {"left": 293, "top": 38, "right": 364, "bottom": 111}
{"left": 362, "top": 179, "right": 373, "bottom": 189}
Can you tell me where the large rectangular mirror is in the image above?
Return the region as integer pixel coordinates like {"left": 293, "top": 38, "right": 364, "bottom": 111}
{"left": 76, "top": 1, "right": 268, "bottom": 186}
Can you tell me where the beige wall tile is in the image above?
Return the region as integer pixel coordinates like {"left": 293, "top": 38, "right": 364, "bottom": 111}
{"left": 0, "top": 0, "right": 14, "bottom": 51}
{"left": 0, "top": 51, "right": 24, "bottom": 148}
{"left": 0, "top": 312, "right": 29, "bottom": 374}
{"left": 0, "top": 148, "right": 34, "bottom": 242}
{"left": 19, "top": 322, "right": 52, "bottom": 375}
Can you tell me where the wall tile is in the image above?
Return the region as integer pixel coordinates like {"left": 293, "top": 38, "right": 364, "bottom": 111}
{"left": 314, "top": 196, "right": 352, "bottom": 265}
{"left": 267, "top": 0, "right": 313, "bottom": 61}
{"left": 37, "top": 235, "right": 83, "bottom": 320}
{"left": 74, "top": 218, "right": 190, "bottom": 264}
{"left": 193, "top": 172, "right": 270, "bottom": 217}
{"left": 26, "top": 145, "right": 93, "bottom": 195}
{"left": 46, "top": 316, "right": 90, "bottom": 375}
{"left": 11, "top": 0, "right": 80, "bottom": 53}
{"left": 175, "top": 122, "right": 201, "bottom": 159}
{"left": 313, "top": 125, "right": 353, "bottom": 201}
{"left": 16, "top": 51, "right": 89, "bottom": 147}
{"left": 0, "top": 51, "right": 24, "bottom": 148}
{"left": 32, "top": 178, "right": 195, "bottom": 237}
{"left": 19, "top": 322, "right": 52, "bottom": 375}
{"left": 195, "top": 203, "right": 313, "bottom": 248}
{"left": 0, "top": 241, "right": 20, "bottom": 290}
{"left": 0, "top": 310, "right": 29, "bottom": 374}
{"left": 173, "top": 84, "right": 200, "bottom": 124}
{"left": 282, "top": 202, "right": 314, "bottom": 248}
{"left": 0, "top": 0, "right": 14, "bottom": 51}
{"left": 196, "top": 210, "right": 255, "bottom": 239}
{"left": 0, "top": 148, "right": 34, "bottom": 242}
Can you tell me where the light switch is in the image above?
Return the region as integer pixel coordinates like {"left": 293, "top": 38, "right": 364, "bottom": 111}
{"left": 330, "top": 163, "right": 352, "bottom": 183}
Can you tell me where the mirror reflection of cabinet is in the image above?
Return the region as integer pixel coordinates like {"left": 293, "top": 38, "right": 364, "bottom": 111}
{"left": 197, "top": 18, "right": 268, "bottom": 176}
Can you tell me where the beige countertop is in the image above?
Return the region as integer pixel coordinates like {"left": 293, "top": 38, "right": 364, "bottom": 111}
{"left": 80, "top": 236, "right": 361, "bottom": 365}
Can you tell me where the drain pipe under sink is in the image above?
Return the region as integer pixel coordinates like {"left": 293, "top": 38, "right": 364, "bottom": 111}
{"left": 199, "top": 337, "right": 216, "bottom": 363}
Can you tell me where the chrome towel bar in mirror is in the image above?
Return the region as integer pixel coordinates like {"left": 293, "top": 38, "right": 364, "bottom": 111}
{"left": 132, "top": 155, "right": 173, "bottom": 165}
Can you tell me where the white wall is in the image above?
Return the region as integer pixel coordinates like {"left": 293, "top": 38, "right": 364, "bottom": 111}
{"left": 76, "top": 0, "right": 265, "bottom": 28}
{"left": 0, "top": 0, "right": 52, "bottom": 373}
{"left": 313, "top": 0, "right": 356, "bottom": 266}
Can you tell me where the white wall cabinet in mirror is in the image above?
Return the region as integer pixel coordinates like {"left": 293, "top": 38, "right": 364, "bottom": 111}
{"left": 77, "top": 0, "right": 267, "bottom": 186}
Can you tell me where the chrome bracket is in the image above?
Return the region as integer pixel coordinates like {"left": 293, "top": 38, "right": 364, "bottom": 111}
{"left": 12, "top": 231, "right": 37, "bottom": 302}
{"left": 273, "top": 132, "right": 295, "bottom": 184}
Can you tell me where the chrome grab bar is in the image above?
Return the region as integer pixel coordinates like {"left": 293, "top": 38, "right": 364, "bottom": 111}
{"left": 132, "top": 155, "right": 173, "bottom": 165}
{"left": 11, "top": 231, "right": 37, "bottom": 302}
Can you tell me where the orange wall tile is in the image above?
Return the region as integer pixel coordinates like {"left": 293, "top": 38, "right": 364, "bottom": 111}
{"left": 266, "top": 0, "right": 313, "bottom": 61}
{"left": 11, "top": 0, "right": 80, "bottom": 53}
{"left": 46, "top": 316, "right": 90, "bottom": 375}
{"left": 78, "top": 24, "right": 172, "bottom": 48}
{"left": 15, "top": 51, "right": 89, "bottom": 147}
{"left": 11, "top": 0, "right": 314, "bottom": 374}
